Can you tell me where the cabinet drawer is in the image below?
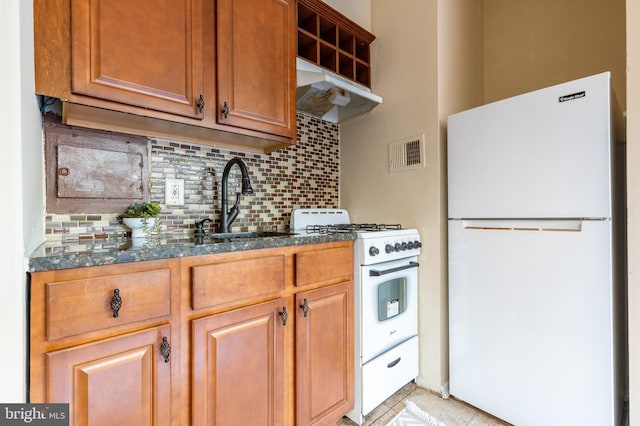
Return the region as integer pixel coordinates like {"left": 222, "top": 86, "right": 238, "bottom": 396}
{"left": 46, "top": 269, "right": 171, "bottom": 341}
{"left": 295, "top": 246, "right": 353, "bottom": 287}
{"left": 362, "top": 336, "right": 419, "bottom": 415}
{"left": 191, "top": 255, "right": 286, "bottom": 310}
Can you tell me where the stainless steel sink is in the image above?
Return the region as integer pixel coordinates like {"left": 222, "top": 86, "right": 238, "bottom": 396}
{"left": 202, "top": 231, "right": 295, "bottom": 242}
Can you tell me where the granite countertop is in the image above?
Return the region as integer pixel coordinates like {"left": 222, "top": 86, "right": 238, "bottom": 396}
{"left": 28, "top": 231, "right": 356, "bottom": 272}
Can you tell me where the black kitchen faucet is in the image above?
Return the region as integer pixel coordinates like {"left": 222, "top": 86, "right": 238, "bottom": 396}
{"left": 219, "top": 157, "right": 253, "bottom": 233}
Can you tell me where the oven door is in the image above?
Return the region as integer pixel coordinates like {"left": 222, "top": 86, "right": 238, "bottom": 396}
{"left": 360, "top": 257, "right": 419, "bottom": 363}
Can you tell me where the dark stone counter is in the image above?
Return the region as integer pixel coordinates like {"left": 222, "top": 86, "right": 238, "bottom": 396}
{"left": 28, "top": 231, "right": 356, "bottom": 272}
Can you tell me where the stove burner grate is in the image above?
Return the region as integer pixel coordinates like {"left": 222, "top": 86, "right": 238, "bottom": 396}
{"left": 305, "top": 223, "right": 402, "bottom": 234}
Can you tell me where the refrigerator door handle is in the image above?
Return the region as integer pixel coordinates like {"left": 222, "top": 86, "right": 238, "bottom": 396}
{"left": 462, "top": 219, "right": 585, "bottom": 232}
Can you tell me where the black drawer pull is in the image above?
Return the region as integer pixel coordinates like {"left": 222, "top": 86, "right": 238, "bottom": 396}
{"left": 387, "top": 357, "right": 401, "bottom": 368}
{"left": 160, "top": 337, "right": 171, "bottom": 363}
{"left": 279, "top": 306, "right": 288, "bottom": 326}
{"left": 197, "top": 94, "right": 205, "bottom": 113}
{"left": 300, "top": 298, "right": 309, "bottom": 317}
{"left": 110, "top": 289, "right": 122, "bottom": 318}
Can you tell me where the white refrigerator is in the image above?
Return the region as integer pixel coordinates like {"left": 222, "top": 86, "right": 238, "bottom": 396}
{"left": 447, "top": 72, "right": 625, "bottom": 426}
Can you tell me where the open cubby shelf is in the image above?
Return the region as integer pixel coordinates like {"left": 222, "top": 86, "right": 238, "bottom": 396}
{"left": 297, "top": 0, "right": 375, "bottom": 88}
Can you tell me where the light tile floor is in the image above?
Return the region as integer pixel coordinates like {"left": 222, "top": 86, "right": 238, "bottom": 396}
{"left": 333, "top": 382, "right": 511, "bottom": 426}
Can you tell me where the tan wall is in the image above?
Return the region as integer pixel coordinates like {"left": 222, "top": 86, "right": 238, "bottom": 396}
{"left": 438, "top": 1, "right": 485, "bottom": 115}
{"left": 627, "top": 0, "right": 639, "bottom": 423}
{"left": 322, "top": 0, "right": 371, "bottom": 32}
{"left": 437, "top": 0, "right": 485, "bottom": 391}
{"left": 484, "top": 0, "right": 626, "bottom": 113}
{"left": 340, "top": 0, "right": 443, "bottom": 391}
{"left": 341, "top": 0, "right": 484, "bottom": 392}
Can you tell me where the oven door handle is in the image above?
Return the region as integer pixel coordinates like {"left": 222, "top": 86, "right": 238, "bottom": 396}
{"left": 369, "top": 261, "right": 419, "bottom": 276}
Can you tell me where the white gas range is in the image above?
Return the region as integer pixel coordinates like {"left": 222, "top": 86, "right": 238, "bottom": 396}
{"left": 291, "top": 209, "right": 421, "bottom": 424}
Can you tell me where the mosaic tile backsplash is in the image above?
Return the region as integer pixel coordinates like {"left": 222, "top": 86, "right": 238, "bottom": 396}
{"left": 45, "top": 114, "right": 340, "bottom": 243}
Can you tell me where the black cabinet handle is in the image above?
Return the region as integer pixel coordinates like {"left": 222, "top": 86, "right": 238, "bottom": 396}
{"left": 221, "top": 101, "right": 229, "bottom": 119}
{"left": 279, "top": 306, "right": 288, "bottom": 326}
{"left": 387, "top": 357, "right": 401, "bottom": 368}
{"left": 160, "top": 337, "right": 171, "bottom": 363}
{"left": 300, "top": 298, "right": 309, "bottom": 317}
{"left": 197, "top": 94, "right": 205, "bottom": 113}
{"left": 110, "top": 289, "right": 122, "bottom": 318}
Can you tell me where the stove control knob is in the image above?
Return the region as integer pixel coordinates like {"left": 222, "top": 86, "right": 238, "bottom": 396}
{"left": 369, "top": 246, "right": 380, "bottom": 257}
{"left": 401, "top": 242, "right": 408, "bottom": 250}
{"left": 394, "top": 243, "right": 401, "bottom": 251}
{"left": 407, "top": 242, "right": 415, "bottom": 249}
{"left": 414, "top": 240, "right": 422, "bottom": 248}
{"left": 385, "top": 244, "right": 394, "bottom": 253}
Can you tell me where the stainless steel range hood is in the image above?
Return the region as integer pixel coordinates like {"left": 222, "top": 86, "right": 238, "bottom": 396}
{"left": 296, "top": 58, "right": 382, "bottom": 123}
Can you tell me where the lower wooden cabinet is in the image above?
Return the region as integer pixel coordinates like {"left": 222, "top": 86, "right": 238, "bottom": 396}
{"left": 30, "top": 241, "right": 353, "bottom": 425}
{"left": 185, "top": 241, "right": 354, "bottom": 425}
{"left": 192, "top": 298, "right": 287, "bottom": 426}
{"left": 296, "top": 282, "right": 354, "bottom": 426}
{"left": 29, "top": 259, "right": 181, "bottom": 426}
{"left": 47, "top": 325, "right": 173, "bottom": 426}
{"left": 190, "top": 280, "right": 354, "bottom": 426}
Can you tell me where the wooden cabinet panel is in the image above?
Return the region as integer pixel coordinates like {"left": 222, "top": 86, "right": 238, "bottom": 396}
{"left": 297, "top": 0, "right": 375, "bottom": 88}
{"left": 216, "top": 0, "right": 296, "bottom": 138}
{"left": 47, "top": 325, "right": 173, "bottom": 426}
{"left": 44, "top": 118, "right": 150, "bottom": 214}
{"left": 56, "top": 145, "right": 144, "bottom": 199}
{"left": 71, "top": 0, "right": 204, "bottom": 119}
{"left": 46, "top": 269, "right": 171, "bottom": 340}
{"left": 295, "top": 245, "right": 354, "bottom": 287}
{"left": 296, "top": 281, "right": 354, "bottom": 425}
{"left": 191, "top": 254, "right": 286, "bottom": 310}
{"left": 192, "top": 298, "right": 287, "bottom": 426}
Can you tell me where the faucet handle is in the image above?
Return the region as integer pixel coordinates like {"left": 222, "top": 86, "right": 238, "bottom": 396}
{"left": 194, "top": 218, "right": 213, "bottom": 237}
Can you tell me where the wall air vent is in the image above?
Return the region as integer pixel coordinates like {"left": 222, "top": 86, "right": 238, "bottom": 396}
{"left": 388, "top": 134, "right": 425, "bottom": 173}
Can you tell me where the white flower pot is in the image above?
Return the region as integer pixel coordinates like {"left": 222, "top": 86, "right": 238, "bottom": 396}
{"left": 123, "top": 217, "right": 159, "bottom": 239}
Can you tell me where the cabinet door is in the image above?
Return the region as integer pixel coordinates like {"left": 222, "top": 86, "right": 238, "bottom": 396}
{"left": 192, "top": 298, "right": 287, "bottom": 426}
{"left": 46, "top": 325, "right": 173, "bottom": 426}
{"left": 216, "top": 0, "right": 296, "bottom": 138}
{"left": 296, "top": 282, "right": 354, "bottom": 425}
{"left": 71, "top": 0, "right": 204, "bottom": 119}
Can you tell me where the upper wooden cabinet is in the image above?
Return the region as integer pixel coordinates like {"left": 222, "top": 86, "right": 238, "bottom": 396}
{"left": 70, "top": 0, "right": 204, "bottom": 119}
{"left": 34, "top": 0, "right": 296, "bottom": 153}
{"left": 216, "top": 0, "right": 297, "bottom": 139}
{"left": 297, "top": 0, "right": 375, "bottom": 88}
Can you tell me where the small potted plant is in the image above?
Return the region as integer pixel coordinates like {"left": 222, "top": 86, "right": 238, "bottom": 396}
{"left": 122, "top": 202, "right": 162, "bottom": 238}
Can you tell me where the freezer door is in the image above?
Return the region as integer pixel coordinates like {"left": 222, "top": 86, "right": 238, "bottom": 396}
{"left": 448, "top": 219, "right": 617, "bottom": 426}
{"left": 448, "top": 72, "right": 612, "bottom": 219}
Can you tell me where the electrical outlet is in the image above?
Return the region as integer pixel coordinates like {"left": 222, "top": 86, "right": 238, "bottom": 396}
{"left": 165, "top": 178, "right": 184, "bottom": 206}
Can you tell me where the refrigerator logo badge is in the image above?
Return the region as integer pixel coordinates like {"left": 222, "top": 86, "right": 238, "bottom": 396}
{"left": 558, "top": 91, "right": 586, "bottom": 103}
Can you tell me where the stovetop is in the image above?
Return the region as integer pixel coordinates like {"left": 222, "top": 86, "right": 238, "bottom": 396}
{"left": 303, "top": 223, "right": 402, "bottom": 234}
{"left": 290, "top": 208, "right": 421, "bottom": 264}
{"left": 290, "top": 208, "right": 405, "bottom": 233}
